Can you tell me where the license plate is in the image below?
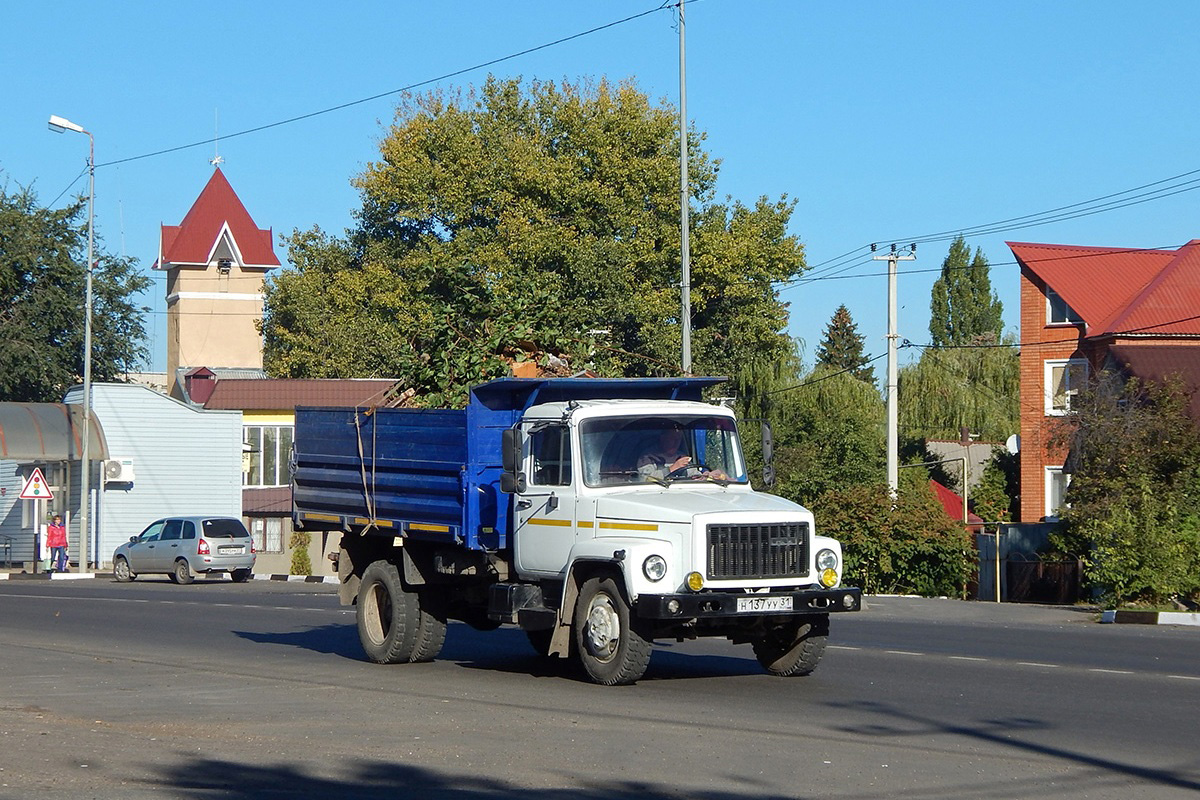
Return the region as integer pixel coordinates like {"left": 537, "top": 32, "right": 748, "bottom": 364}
{"left": 736, "top": 596, "right": 793, "bottom": 613}
{"left": 219, "top": 546, "right": 243, "bottom": 555}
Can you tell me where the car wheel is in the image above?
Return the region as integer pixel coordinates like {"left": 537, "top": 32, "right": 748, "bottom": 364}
{"left": 231, "top": 568, "right": 252, "bottom": 583}
{"left": 173, "top": 558, "right": 195, "bottom": 585}
{"left": 113, "top": 557, "right": 135, "bottom": 583}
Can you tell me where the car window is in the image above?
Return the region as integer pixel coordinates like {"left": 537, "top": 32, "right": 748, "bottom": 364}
{"left": 183, "top": 521, "right": 196, "bottom": 540}
{"left": 139, "top": 521, "right": 165, "bottom": 542}
{"left": 161, "top": 519, "right": 183, "bottom": 541}
{"left": 203, "top": 518, "right": 250, "bottom": 539}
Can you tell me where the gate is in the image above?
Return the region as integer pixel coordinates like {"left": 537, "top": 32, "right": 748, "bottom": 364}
{"left": 1006, "top": 553, "right": 1082, "bottom": 604}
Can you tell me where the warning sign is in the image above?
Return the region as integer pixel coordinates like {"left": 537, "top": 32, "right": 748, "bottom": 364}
{"left": 19, "top": 468, "right": 53, "bottom": 500}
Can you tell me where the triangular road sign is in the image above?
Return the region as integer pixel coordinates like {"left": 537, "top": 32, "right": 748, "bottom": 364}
{"left": 19, "top": 467, "right": 53, "bottom": 500}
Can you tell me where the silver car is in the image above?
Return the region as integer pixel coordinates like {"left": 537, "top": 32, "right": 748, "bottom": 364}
{"left": 112, "top": 516, "right": 256, "bottom": 584}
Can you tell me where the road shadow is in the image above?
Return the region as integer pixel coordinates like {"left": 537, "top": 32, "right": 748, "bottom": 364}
{"left": 827, "top": 698, "right": 1200, "bottom": 797}
{"left": 234, "top": 624, "right": 363, "bottom": 659}
{"left": 145, "top": 756, "right": 805, "bottom": 800}
{"left": 236, "top": 621, "right": 763, "bottom": 683}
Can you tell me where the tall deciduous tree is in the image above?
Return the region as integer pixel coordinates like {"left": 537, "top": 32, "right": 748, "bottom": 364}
{"left": 262, "top": 77, "right": 806, "bottom": 406}
{"left": 0, "top": 184, "right": 151, "bottom": 402}
{"left": 815, "top": 304, "right": 875, "bottom": 385}
{"left": 898, "top": 340, "right": 1019, "bottom": 442}
{"left": 929, "top": 235, "right": 1003, "bottom": 347}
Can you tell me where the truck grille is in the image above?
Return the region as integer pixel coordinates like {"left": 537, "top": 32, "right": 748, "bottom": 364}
{"left": 707, "top": 522, "right": 810, "bottom": 580}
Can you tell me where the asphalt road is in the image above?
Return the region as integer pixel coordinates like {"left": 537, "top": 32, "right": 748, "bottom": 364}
{"left": 0, "top": 578, "right": 1197, "bottom": 799}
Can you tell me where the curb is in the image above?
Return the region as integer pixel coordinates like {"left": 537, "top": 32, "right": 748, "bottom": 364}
{"left": 1, "top": 571, "right": 336, "bottom": 584}
{"left": 253, "top": 573, "right": 339, "bottom": 584}
{"left": 1100, "top": 609, "right": 1200, "bottom": 626}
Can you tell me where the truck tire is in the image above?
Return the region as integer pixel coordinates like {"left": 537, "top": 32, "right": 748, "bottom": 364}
{"left": 752, "top": 616, "right": 829, "bottom": 677}
{"left": 357, "top": 561, "right": 419, "bottom": 664}
{"left": 410, "top": 588, "right": 448, "bottom": 663}
{"left": 573, "top": 577, "right": 652, "bottom": 685}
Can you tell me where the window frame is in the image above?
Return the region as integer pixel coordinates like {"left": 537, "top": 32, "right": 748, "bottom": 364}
{"left": 1044, "top": 466, "right": 1071, "bottom": 521}
{"left": 244, "top": 424, "right": 295, "bottom": 487}
{"left": 1046, "top": 287, "right": 1083, "bottom": 325}
{"left": 1044, "top": 358, "right": 1088, "bottom": 415}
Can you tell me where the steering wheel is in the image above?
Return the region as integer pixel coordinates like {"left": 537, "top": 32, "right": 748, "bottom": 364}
{"left": 666, "top": 463, "right": 709, "bottom": 479}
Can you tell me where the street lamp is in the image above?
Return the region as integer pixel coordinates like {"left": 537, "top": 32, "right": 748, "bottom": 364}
{"left": 48, "top": 114, "right": 94, "bottom": 574}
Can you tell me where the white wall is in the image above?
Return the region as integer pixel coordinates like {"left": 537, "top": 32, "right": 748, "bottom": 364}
{"left": 70, "top": 383, "right": 242, "bottom": 567}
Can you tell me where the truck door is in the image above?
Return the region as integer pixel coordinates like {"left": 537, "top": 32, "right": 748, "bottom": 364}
{"left": 513, "top": 423, "right": 577, "bottom": 578}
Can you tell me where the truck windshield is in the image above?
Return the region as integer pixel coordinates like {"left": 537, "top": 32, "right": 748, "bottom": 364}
{"left": 580, "top": 415, "right": 748, "bottom": 487}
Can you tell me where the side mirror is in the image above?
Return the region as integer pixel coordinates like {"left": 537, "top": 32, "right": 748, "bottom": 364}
{"left": 500, "top": 428, "right": 526, "bottom": 494}
{"left": 129, "top": 536, "right": 138, "bottom": 543}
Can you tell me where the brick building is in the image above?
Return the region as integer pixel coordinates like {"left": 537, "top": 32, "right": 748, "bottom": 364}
{"left": 1010, "top": 239, "right": 1200, "bottom": 523}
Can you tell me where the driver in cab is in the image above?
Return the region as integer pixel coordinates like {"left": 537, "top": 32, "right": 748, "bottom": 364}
{"left": 637, "top": 423, "right": 728, "bottom": 482}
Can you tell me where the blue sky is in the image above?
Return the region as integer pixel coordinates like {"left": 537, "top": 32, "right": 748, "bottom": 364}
{"left": 5, "top": 1, "right": 1199, "bottom": 376}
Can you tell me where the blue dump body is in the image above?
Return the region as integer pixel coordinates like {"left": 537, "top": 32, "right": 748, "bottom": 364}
{"left": 292, "top": 377, "right": 725, "bottom": 551}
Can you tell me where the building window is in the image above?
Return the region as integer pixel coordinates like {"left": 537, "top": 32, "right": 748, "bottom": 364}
{"left": 1044, "top": 359, "right": 1087, "bottom": 415}
{"left": 246, "top": 517, "right": 285, "bottom": 553}
{"left": 1045, "top": 467, "right": 1070, "bottom": 521}
{"left": 1046, "top": 288, "right": 1082, "bottom": 325}
{"left": 245, "top": 426, "right": 294, "bottom": 487}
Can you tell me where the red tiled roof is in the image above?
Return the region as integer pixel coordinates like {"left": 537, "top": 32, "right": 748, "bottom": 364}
{"left": 930, "top": 479, "right": 984, "bottom": 526}
{"left": 203, "top": 379, "right": 401, "bottom": 410}
{"left": 157, "top": 168, "right": 280, "bottom": 269}
{"left": 1008, "top": 240, "right": 1200, "bottom": 336}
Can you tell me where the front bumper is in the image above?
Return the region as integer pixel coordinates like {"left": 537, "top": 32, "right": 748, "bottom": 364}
{"left": 635, "top": 587, "right": 861, "bottom": 620}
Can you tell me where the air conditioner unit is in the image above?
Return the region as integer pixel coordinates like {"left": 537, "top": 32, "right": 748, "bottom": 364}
{"left": 104, "top": 458, "right": 135, "bottom": 483}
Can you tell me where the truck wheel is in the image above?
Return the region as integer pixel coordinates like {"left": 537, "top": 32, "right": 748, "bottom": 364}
{"left": 752, "top": 616, "right": 829, "bottom": 677}
{"left": 573, "top": 577, "right": 652, "bottom": 685}
{"left": 410, "top": 588, "right": 448, "bottom": 663}
{"left": 357, "top": 561, "right": 418, "bottom": 664}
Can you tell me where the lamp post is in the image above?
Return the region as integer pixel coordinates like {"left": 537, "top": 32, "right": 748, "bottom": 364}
{"left": 48, "top": 114, "right": 94, "bottom": 574}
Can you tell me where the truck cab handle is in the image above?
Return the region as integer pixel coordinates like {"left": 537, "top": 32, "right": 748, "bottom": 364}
{"left": 516, "top": 499, "right": 532, "bottom": 510}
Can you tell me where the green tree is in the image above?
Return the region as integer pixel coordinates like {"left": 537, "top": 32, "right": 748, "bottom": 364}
{"left": 1053, "top": 375, "right": 1200, "bottom": 606}
{"left": 929, "top": 235, "right": 1003, "bottom": 347}
{"left": 815, "top": 304, "right": 875, "bottom": 385}
{"left": 898, "top": 340, "right": 1019, "bottom": 442}
{"left": 769, "top": 366, "right": 885, "bottom": 507}
{"left": 263, "top": 77, "right": 805, "bottom": 405}
{"left": 0, "top": 184, "right": 151, "bottom": 402}
{"left": 970, "top": 449, "right": 1018, "bottom": 524}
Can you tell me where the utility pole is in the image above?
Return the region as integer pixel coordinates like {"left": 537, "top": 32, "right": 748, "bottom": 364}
{"left": 678, "top": 0, "right": 691, "bottom": 374}
{"left": 873, "top": 243, "right": 916, "bottom": 498}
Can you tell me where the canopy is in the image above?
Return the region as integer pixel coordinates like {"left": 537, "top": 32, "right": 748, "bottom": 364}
{"left": 0, "top": 402, "right": 109, "bottom": 462}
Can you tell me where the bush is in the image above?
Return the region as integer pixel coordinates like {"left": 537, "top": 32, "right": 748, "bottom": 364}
{"left": 816, "top": 477, "right": 972, "bottom": 598}
{"left": 290, "top": 530, "right": 312, "bottom": 576}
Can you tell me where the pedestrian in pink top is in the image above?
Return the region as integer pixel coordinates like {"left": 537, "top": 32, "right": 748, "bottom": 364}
{"left": 46, "top": 514, "right": 68, "bottom": 573}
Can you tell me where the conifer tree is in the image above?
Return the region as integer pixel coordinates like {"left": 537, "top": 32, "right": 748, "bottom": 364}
{"left": 815, "top": 304, "right": 875, "bottom": 385}
{"left": 929, "top": 236, "right": 1003, "bottom": 346}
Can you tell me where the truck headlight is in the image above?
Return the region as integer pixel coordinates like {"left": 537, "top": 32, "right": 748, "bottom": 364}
{"left": 642, "top": 555, "right": 667, "bottom": 582}
{"left": 816, "top": 548, "right": 838, "bottom": 571}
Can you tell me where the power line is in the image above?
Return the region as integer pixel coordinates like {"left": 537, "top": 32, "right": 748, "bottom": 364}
{"left": 766, "top": 351, "right": 889, "bottom": 395}
{"left": 95, "top": 4, "right": 674, "bottom": 169}
{"left": 791, "top": 167, "right": 1200, "bottom": 289}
